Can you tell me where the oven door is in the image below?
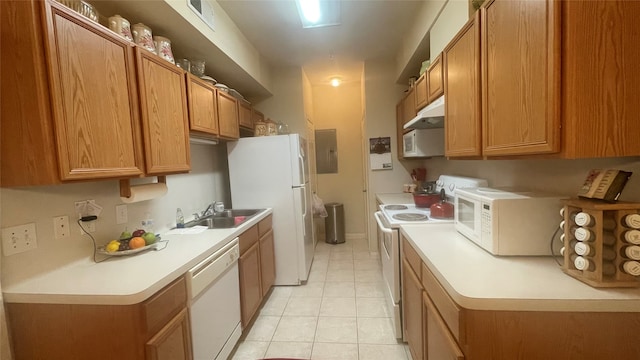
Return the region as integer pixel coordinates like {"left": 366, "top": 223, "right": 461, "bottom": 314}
{"left": 374, "top": 211, "right": 402, "bottom": 338}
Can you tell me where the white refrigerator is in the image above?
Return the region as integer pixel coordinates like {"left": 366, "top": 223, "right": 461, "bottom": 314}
{"left": 227, "top": 134, "right": 314, "bottom": 285}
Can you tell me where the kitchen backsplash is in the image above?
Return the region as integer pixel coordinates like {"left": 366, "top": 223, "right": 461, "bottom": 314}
{"left": 423, "top": 157, "right": 640, "bottom": 202}
{"left": 0, "top": 144, "right": 230, "bottom": 283}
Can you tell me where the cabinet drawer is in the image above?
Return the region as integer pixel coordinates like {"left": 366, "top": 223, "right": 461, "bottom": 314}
{"left": 239, "top": 224, "right": 259, "bottom": 255}
{"left": 421, "top": 262, "right": 462, "bottom": 343}
{"left": 258, "top": 214, "right": 272, "bottom": 238}
{"left": 402, "top": 237, "right": 422, "bottom": 278}
{"left": 143, "top": 277, "right": 187, "bottom": 337}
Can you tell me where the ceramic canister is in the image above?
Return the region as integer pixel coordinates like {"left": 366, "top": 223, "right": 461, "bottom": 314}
{"left": 131, "top": 23, "right": 156, "bottom": 54}
{"left": 108, "top": 14, "right": 133, "bottom": 41}
{"left": 153, "top": 36, "right": 175, "bottom": 64}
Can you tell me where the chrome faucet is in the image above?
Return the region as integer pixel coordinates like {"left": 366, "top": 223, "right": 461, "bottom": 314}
{"left": 198, "top": 201, "right": 223, "bottom": 219}
{"left": 198, "top": 203, "right": 215, "bottom": 218}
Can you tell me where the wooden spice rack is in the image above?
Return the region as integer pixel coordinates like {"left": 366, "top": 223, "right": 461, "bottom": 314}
{"left": 561, "top": 198, "right": 640, "bottom": 288}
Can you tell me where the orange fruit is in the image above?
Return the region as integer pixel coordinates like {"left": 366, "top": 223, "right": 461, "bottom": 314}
{"left": 129, "top": 237, "right": 146, "bottom": 249}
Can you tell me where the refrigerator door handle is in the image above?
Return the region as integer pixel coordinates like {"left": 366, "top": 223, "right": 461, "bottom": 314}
{"left": 298, "top": 153, "right": 306, "bottom": 185}
{"left": 301, "top": 189, "right": 307, "bottom": 237}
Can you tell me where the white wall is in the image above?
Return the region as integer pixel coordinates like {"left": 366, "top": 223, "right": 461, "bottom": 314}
{"left": 313, "top": 82, "right": 366, "bottom": 238}
{"left": 421, "top": 157, "right": 640, "bottom": 201}
{"left": 395, "top": 0, "right": 447, "bottom": 79}
{"left": 253, "top": 67, "right": 307, "bottom": 136}
{"left": 429, "top": 0, "right": 469, "bottom": 61}
{"left": 1, "top": 144, "right": 230, "bottom": 285}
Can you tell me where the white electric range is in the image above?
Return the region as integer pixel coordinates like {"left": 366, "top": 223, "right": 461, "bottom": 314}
{"left": 374, "top": 175, "right": 488, "bottom": 339}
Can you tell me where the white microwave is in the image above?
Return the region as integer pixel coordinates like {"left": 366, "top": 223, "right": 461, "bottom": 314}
{"left": 454, "top": 187, "right": 563, "bottom": 256}
{"left": 402, "top": 128, "right": 445, "bottom": 158}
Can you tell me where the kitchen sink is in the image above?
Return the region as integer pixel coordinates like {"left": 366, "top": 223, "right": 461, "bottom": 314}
{"left": 185, "top": 209, "right": 264, "bottom": 229}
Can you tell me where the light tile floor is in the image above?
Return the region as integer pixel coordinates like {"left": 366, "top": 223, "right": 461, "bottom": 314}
{"left": 231, "top": 238, "right": 411, "bottom": 360}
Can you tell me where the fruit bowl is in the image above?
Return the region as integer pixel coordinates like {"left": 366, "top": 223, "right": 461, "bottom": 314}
{"left": 98, "top": 241, "right": 160, "bottom": 256}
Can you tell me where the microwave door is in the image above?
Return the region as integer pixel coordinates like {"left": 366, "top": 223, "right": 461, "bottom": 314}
{"left": 457, "top": 197, "right": 476, "bottom": 233}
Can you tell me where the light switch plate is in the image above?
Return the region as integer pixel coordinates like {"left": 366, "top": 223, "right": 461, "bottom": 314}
{"left": 2, "top": 223, "right": 38, "bottom": 256}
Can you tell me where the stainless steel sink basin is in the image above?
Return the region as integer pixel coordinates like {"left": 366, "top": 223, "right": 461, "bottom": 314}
{"left": 185, "top": 209, "right": 264, "bottom": 229}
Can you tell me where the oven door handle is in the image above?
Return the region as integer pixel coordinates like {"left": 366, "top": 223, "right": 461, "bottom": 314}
{"left": 374, "top": 211, "right": 393, "bottom": 234}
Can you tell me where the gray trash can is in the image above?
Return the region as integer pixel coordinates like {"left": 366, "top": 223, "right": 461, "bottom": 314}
{"left": 324, "top": 202, "right": 345, "bottom": 244}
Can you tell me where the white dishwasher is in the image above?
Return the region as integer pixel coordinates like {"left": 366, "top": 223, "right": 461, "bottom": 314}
{"left": 187, "top": 238, "right": 241, "bottom": 360}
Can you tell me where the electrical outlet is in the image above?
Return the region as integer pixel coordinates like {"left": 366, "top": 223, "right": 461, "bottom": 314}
{"left": 2, "top": 223, "right": 38, "bottom": 256}
{"left": 53, "top": 216, "right": 70, "bottom": 240}
{"left": 78, "top": 217, "right": 96, "bottom": 234}
{"left": 116, "top": 205, "right": 128, "bottom": 224}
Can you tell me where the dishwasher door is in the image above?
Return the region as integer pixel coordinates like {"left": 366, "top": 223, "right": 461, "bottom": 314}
{"left": 188, "top": 238, "right": 241, "bottom": 360}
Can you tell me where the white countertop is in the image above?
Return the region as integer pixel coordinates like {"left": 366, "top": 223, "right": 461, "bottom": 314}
{"left": 401, "top": 223, "right": 640, "bottom": 312}
{"left": 376, "top": 193, "right": 414, "bottom": 206}
{"left": 2, "top": 209, "right": 272, "bottom": 305}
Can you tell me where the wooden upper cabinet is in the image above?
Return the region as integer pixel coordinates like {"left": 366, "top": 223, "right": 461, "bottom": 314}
{"left": 444, "top": 14, "right": 482, "bottom": 157}
{"left": 136, "top": 49, "right": 191, "bottom": 175}
{"left": 238, "top": 101, "right": 253, "bottom": 129}
{"left": 1, "top": 0, "right": 144, "bottom": 186}
{"left": 560, "top": 0, "right": 640, "bottom": 158}
{"left": 217, "top": 91, "right": 240, "bottom": 140}
{"left": 427, "top": 54, "right": 444, "bottom": 103}
{"left": 186, "top": 73, "right": 218, "bottom": 137}
{"left": 415, "top": 74, "right": 428, "bottom": 110}
{"left": 481, "top": 0, "right": 561, "bottom": 156}
{"left": 403, "top": 88, "right": 416, "bottom": 124}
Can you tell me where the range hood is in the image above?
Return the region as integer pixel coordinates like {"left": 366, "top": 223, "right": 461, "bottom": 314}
{"left": 403, "top": 95, "right": 445, "bottom": 129}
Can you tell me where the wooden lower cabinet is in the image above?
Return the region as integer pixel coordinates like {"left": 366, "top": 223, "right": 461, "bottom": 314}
{"left": 238, "top": 214, "right": 275, "bottom": 328}
{"left": 402, "top": 258, "right": 423, "bottom": 360}
{"left": 145, "top": 308, "right": 192, "bottom": 360}
{"left": 423, "top": 292, "right": 464, "bottom": 360}
{"left": 402, "top": 238, "right": 640, "bottom": 360}
{"left": 259, "top": 229, "right": 276, "bottom": 297}
{"left": 6, "top": 277, "right": 191, "bottom": 360}
{"left": 239, "top": 241, "right": 262, "bottom": 327}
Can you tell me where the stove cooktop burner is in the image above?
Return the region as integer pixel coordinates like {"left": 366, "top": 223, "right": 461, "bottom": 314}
{"left": 392, "top": 213, "right": 429, "bottom": 221}
{"left": 385, "top": 205, "right": 408, "bottom": 210}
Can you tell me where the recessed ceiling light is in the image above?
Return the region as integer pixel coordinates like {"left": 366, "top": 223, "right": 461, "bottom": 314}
{"left": 330, "top": 78, "right": 341, "bottom": 87}
{"left": 295, "top": 0, "right": 341, "bottom": 28}
{"left": 297, "top": 0, "right": 320, "bottom": 23}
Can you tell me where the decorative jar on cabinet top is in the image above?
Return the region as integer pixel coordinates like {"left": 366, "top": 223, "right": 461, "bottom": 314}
{"left": 153, "top": 36, "right": 175, "bottom": 64}
{"left": 108, "top": 14, "right": 133, "bottom": 41}
{"left": 131, "top": 23, "right": 156, "bottom": 54}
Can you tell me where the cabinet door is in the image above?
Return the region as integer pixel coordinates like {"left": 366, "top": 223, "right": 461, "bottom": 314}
{"left": 137, "top": 49, "right": 191, "bottom": 174}
{"left": 145, "top": 308, "right": 192, "bottom": 360}
{"left": 561, "top": 0, "right": 640, "bottom": 158}
{"left": 186, "top": 74, "right": 218, "bottom": 136}
{"left": 259, "top": 229, "right": 276, "bottom": 297}
{"left": 43, "top": 2, "right": 144, "bottom": 181}
{"left": 444, "top": 14, "right": 482, "bottom": 157}
{"left": 403, "top": 88, "right": 416, "bottom": 124}
{"left": 423, "top": 293, "right": 464, "bottom": 360}
{"left": 427, "top": 54, "right": 444, "bottom": 103}
{"left": 217, "top": 91, "right": 240, "bottom": 140}
{"left": 396, "top": 102, "right": 404, "bottom": 160}
{"left": 239, "top": 241, "right": 262, "bottom": 328}
{"left": 481, "top": 0, "right": 560, "bottom": 156}
{"left": 415, "top": 74, "right": 428, "bottom": 110}
{"left": 238, "top": 101, "right": 253, "bottom": 129}
{"left": 402, "top": 258, "right": 423, "bottom": 360}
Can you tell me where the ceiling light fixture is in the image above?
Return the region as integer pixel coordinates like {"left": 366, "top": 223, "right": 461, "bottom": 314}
{"left": 296, "top": 0, "right": 341, "bottom": 28}
{"left": 297, "top": 0, "right": 320, "bottom": 23}
{"left": 330, "top": 78, "right": 341, "bottom": 87}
